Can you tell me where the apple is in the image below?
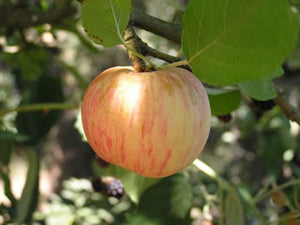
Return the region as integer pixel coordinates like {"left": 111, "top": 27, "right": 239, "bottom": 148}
{"left": 81, "top": 66, "right": 211, "bottom": 178}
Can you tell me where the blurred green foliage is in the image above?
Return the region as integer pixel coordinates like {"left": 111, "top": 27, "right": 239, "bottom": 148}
{"left": 0, "top": 0, "right": 300, "bottom": 225}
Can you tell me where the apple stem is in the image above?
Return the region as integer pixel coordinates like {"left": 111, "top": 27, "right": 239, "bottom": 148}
{"left": 123, "top": 26, "right": 150, "bottom": 72}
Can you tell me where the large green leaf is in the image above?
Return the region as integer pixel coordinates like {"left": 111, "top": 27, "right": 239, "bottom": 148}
{"left": 206, "top": 88, "right": 241, "bottom": 116}
{"left": 225, "top": 187, "right": 244, "bottom": 225}
{"left": 81, "top": 0, "right": 132, "bottom": 46}
{"left": 93, "top": 160, "right": 159, "bottom": 203}
{"left": 182, "top": 0, "right": 299, "bottom": 85}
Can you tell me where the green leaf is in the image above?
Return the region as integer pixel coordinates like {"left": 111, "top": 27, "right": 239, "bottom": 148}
{"left": 206, "top": 88, "right": 241, "bottom": 116}
{"left": 239, "top": 80, "right": 277, "bottom": 101}
{"left": 182, "top": 0, "right": 299, "bottom": 85}
{"left": 81, "top": 0, "right": 132, "bottom": 46}
{"left": 287, "top": 34, "right": 300, "bottom": 69}
{"left": 268, "top": 67, "right": 285, "bottom": 80}
{"left": 138, "top": 174, "right": 192, "bottom": 225}
{"left": 225, "top": 187, "right": 244, "bottom": 225}
{"left": 93, "top": 160, "right": 159, "bottom": 203}
{"left": 238, "top": 67, "right": 284, "bottom": 100}
{"left": 16, "top": 148, "right": 39, "bottom": 223}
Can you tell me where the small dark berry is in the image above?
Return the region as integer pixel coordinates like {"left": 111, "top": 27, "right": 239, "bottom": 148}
{"left": 217, "top": 114, "right": 232, "bottom": 123}
{"left": 96, "top": 156, "right": 110, "bottom": 168}
{"left": 252, "top": 99, "right": 276, "bottom": 111}
{"left": 91, "top": 177, "right": 105, "bottom": 192}
{"left": 105, "top": 178, "right": 124, "bottom": 198}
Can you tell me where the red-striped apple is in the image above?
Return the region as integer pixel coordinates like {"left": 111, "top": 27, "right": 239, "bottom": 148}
{"left": 81, "top": 66, "right": 211, "bottom": 178}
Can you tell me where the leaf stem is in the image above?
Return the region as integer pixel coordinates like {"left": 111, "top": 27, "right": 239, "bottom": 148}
{"left": 160, "top": 60, "right": 189, "bottom": 70}
{"left": 0, "top": 103, "right": 79, "bottom": 117}
{"left": 253, "top": 179, "right": 300, "bottom": 203}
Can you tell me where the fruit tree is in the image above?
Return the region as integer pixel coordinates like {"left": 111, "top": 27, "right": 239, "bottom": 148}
{"left": 0, "top": 0, "right": 300, "bottom": 224}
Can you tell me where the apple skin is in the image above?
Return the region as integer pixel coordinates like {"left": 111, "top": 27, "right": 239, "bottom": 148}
{"left": 81, "top": 66, "right": 211, "bottom": 178}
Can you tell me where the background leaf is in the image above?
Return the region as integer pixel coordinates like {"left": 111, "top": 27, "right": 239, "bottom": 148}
{"left": 81, "top": 0, "right": 132, "bottom": 46}
{"left": 16, "top": 75, "right": 64, "bottom": 144}
{"left": 122, "top": 214, "right": 161, "bottom": 225}
{"left": 239, "top": 80, "right": 277, "bottom": 101}
{"left": 135, "top": 174, "right": 192, "bottom": 225}
{"left": 182, "top": 0, "right": 299, "bottom": 85}
{"left": 3, "top": 47, "right": 49, "bottom": 81}
{"left": 207, "top": 88, "right": 241, "bottom": 115}
{"left": 238, "top": 67, "right": 284, "bottom": 100}
{"left": 0, "top": 167, "right": 16, "bottom": 206}
{"left": 225, "top": 187, "right": 244, "bottom": 225}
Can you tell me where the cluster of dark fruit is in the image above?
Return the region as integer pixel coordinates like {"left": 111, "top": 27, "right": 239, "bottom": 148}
{"left": 252, "top": 99, "right": 276, "bottom": 111}
{"left": 95, "top": 156, "right": 110, "bottom": 168}
{"left": 91, "top": 176, "right": 125, "bottom": 198}
{"left": 217, "top": 114, "right": 232, "bottom": 123}
{"left": 105, "top": 179, "right": 124, "bottom": 198}
{"left": 217, "top": 99, "right": 277, "bottom": 123}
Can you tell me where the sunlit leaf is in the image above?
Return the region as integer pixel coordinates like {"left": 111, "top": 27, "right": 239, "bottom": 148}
{"left": 81, "top": 0, "right": 132, "bottom": 46}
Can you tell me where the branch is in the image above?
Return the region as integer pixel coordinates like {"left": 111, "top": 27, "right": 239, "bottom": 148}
{"left": 130, "top": 9, "right": 182, "bottom": 44}
{"left": 0, "top": 0, "right": 76, "bottom": 28}
{"left": 253, "top": 179, "right": 300, "bottom": 203}
{"left": 274, "top": 90, "right": 300, "bottom": 125}
{"left": 124, "top": 26, "right": 181, "bottom": 65}
{"left": 0, "top": 103, "right": 79, "bottom": 117}
{"left": 144, "top": 45, "right": 182, "bottom": 63}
